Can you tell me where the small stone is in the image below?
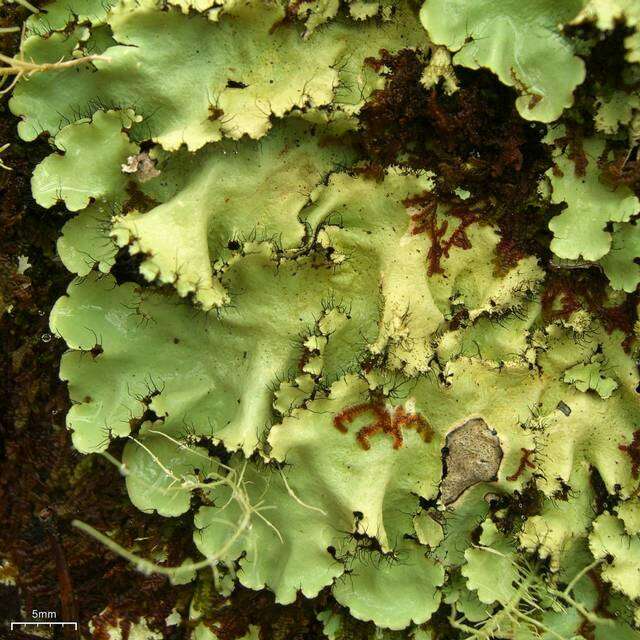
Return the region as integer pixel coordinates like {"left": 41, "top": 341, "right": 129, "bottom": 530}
{"left": 440, "top": 418, "right": 503, "bottom": 505}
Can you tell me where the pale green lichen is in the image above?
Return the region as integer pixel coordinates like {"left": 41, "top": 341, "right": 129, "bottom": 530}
{"left": 563, "top": 355, "right": 619, "bottom": 399}
{"left": 546, "top": 135, "right": 640, "bottom": 262}
{"left": 589, "top": 513, "right": 640, "bottom": 599}
{"left": 12, "top": 0, "right": 640, "bottom": 636}
{"left": 32, "top": 109, "right": 139, "bottom": 211}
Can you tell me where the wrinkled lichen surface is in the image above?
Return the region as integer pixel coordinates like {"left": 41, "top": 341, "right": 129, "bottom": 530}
{"left": 6, "top": 0, "right": 640, "bottom": 637}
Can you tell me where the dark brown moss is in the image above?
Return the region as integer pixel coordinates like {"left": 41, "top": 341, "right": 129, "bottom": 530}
{"left": 197, "top": 588, "right": 327, "bottom": 640}
{"left": 357, "top": 49, "right": 553, "bottom": 273}
{"left": 111, "top": 246, "right": 148, "bottom": 286}
{"left": 589, "top": 467, "right": 620, "bottom": 515}
{"left": 122, "top": 181, "right": 159, "bottom": 215}
{"left": 491, "top": 482, "right": 544, "bottom": 535}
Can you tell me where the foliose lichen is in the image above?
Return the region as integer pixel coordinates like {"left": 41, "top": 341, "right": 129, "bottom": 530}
{"left": 10, "top": 0, "right": 640, "bottom": 637}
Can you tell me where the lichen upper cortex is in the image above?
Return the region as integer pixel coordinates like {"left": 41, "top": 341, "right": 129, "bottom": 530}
{"left": 20, "top": 0, "right": 640, "bottom": 636}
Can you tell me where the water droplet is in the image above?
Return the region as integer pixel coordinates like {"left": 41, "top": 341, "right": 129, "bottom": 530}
{"left": 41, "top": 333, "right": 52, "bottom": 343}
{"left": 38, "top": 310, "right": 45, "bottom": 317}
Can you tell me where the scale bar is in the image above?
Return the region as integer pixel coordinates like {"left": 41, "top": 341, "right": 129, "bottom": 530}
{"left": 10, "top": 622, "right": 78, "bottom": 629}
